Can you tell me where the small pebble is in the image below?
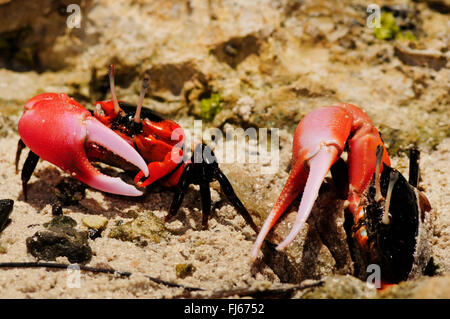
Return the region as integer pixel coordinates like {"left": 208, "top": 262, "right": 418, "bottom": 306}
{"left": 51, "top": 199, "right": 63, "bottom": 216}
{"left": 82, "top": 215, "right": 108, "bottom": 230}
{"left": 175, "top": 263, "right": 196, "bottom": 278}
{"left": 0, "top": 241, "right": 7, "bottom": 254}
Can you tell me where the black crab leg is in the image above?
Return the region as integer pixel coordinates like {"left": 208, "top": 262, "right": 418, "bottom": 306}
{"left": 200, "top": 183, "right": 211, "bottom": 229}
{"left": 330, "top": 157, "right": 349, "bottom": 200}
{"left": 214, "top": 168, "right": 259, "bottom": 233}
{"left": 20, "top": 150, "right": 40, "bottom": 201}
{"left": 409, "top": 147, "right": 420, "bottom": 188}
{"left": 15, "top": 139, "right": 26, "bottom": 173}
{"left": 16, "top": 138, "right": 40, "bottom": 201}
{"left": 166, "top": 164, "right": 192, "bottom": 222}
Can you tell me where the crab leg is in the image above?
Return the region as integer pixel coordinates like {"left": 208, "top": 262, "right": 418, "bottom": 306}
{"left": 18, "top": 93, "right": 149, "bottom": 197}
{"left": 251, "top": 103, "right": 390, "bottom": 260}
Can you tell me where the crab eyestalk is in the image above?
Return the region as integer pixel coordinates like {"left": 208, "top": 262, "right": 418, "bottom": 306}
{"left": 134, "top": 75, "right": 150, "bottom": 124}
{"left": 382, "top": 170, "right": 399, "bottom": 225}
{"left": 408, "top": 147, "right": 420, "bottom": 188}
{"left": 108, "top": 64, "right": 122, "bottom": 115}
{"left": 374, "top": 145, "right": 384, "bottom": 202}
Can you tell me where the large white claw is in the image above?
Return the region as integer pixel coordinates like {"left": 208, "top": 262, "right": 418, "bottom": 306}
{"left": 85, "top": 118, "right": 149, "bottom": 177}
{"left": 81, "top": 117, "right": 149, "bottom": 196}
{"left": 276, "top": 146, "right": 338, "bottom": 250}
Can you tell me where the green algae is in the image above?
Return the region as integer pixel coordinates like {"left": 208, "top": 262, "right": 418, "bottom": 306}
{"left": 199, "top": 93, "right": 222, "bottom": 122}
{"left": 374, "top": 12, "right": 417, "bottom": 42}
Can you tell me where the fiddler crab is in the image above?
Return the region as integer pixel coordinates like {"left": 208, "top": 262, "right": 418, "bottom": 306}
{"left": 251, "top": 103, "right": 433, "bottom": 284}
{"left": 16, "top": 68, "right": 432, "bottom": 284}
{"left": 16, "top": 65, "right": 256, "bottom": 231}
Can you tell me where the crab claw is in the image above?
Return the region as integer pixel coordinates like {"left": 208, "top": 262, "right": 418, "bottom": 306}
{"left": 251, "top": 107, "right": 347, "bottom": 259}
{"left": 18, "top": 93, "right": 149, "bottom": 196}
{"left": 251, "top": 104, "right": 391, "bottom": 261}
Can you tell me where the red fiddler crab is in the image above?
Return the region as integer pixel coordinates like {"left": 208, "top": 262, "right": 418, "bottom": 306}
{"left": 251, "top": 103, "right": 433, "bottom": 284}
{"left": 16, "top": 65, "right": 257, "bottom": 231}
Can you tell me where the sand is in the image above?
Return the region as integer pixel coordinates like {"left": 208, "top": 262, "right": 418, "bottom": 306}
{"left": 0, "top": 124, "right": 449, "bottom": 298}
{"left": 0, "top": 130, "right": 281, "bottom": 298}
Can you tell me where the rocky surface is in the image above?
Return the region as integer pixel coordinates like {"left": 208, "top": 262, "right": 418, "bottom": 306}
{"left": 295, "top": 275, "right": 377, "bottom": 299}
{"left": 109, "top": 212, "right": 169, "bottom": 244}
{"left": 0, "top": 0, "right": 448, "bottom": 298}
{"left": 378, "top": 273, "right": 450, "bottom": 298}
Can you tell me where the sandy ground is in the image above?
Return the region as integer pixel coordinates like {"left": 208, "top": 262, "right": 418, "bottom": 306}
{"left": 0, "top": 132, "right": 280, "bottom": 298}
{"left": 0, "top": 126, "right": 448, "bottom": 298}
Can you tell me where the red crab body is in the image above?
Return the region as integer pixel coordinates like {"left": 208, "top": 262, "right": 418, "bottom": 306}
{"left": 251, "top": 103, "right": 432, "bottom": 284}
{"left": 91, "top": 100, "right": 186, "bottom": 188}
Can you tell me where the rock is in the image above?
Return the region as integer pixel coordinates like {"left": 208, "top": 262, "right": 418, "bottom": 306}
{"left": 43, "top": 215, "right": 77, "bottom": 228}
{"left": 82, "top": 216, "right": 108, "bottom": 240}
{"left": 147, "top": 62, "right": 207, "bottom": 98}
{"left": 0, "top": 199, "right": 13, "bottom": 233}
{"left": 82, "top": 215, "right": 108, "bottom": 230}
{"left": 87, "top": 228, "right": 103, "bottom": 240}
{"left": 394, "top": 43, "right": 448, "bottom": 71}
{"left": 51, "top": 199, "right": 63, "bottom": 216}
{"left": 26, "top": 226, "right": 92, "bottom": 263}
{"left": 109, "top": 212, "right": 168, "bottom": 244}
{"left": 175, "top": 263, "right": 196, "bottom": 279}
{"left": 212, "top": 33, "right": 262, "bottom": 68}
{"left": 295, "top": 275, "right": 377, "bottom": 299}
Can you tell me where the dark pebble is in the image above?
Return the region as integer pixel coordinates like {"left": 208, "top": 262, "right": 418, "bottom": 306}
{"left": 26, "top": 226, "right": 92, "bottom": 263}
{"left": 51, "top": 199, "right": 63, "bottom": 216}
{"left": 0, "top": 199, "right": 14, "bottom": 233}
{"left": 87, "top": 228, "right": 103, "bottom": 240}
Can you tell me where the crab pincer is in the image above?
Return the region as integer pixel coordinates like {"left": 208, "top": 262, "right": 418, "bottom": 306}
{"left": 16, "top": 93, "right": 149, "bottom": 198}
{"left": 251, "top": 104, "right": 388, "bottom": 256}
{"left": 251, "top": 103, "right": 432, "bottom": 283}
